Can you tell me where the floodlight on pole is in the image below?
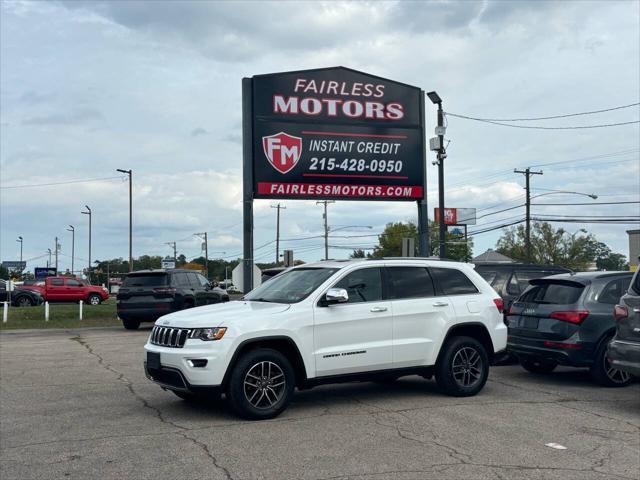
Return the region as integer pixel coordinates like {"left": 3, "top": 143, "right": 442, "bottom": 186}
{"left": 81, "top": 205, "right": 92, "bottom": 279}
{"left": 427, "top": 90, "right": 446, "bottom": 259}
{"left": 67, "top": 225, "right": 75, "bottom": 274}
{"left": 116, "top": 169, "right": 133, "bottom": 271}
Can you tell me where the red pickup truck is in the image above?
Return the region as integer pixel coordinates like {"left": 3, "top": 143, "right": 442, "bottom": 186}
{"left": 21, "top": 277, "right": 109, "bottom": 305}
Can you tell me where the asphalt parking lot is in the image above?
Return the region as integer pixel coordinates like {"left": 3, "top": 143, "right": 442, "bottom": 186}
{"left": 1, "top": 327, "right": 638, "bottom": 480}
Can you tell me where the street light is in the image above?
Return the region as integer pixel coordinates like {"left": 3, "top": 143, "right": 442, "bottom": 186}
{"left": 47, "top": 248, "right": 52, "bottom": 268}
{"left": 427, "top": 90, "right": 446, "bottom": 259}
{"left": 328, "top": 225, "right": 373, "bottom": 233}
{"left": 16, "top": 236, "right": 23, "bottom": 273}
{"left": 116, "top": 169, "right": 133, "bottom": 271}
{"left": 67, "top": 225, "right": 75, "bottom": 275}
{"left": 81, "top": 205, "right": 92, "bottom": 280}
{"left": 532, "top": 190, "right": 598, "bottom": 200}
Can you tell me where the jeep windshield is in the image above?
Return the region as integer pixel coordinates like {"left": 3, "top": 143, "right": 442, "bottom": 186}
{"left": 243, "top": 267, "right": 338, "bottom": 304}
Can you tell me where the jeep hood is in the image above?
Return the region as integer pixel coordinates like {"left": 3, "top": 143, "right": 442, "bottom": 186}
{"left": 155, "top": 300, "right": 291, "bottom": 328}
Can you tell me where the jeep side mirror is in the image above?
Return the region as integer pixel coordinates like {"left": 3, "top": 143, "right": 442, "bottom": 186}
{"left": 325, "top": 288, "right": 349, "bottom": 305}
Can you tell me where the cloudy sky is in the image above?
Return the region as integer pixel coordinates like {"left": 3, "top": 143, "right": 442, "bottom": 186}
{"left": 1, "top": 0, "right": 639, "bottom": 273}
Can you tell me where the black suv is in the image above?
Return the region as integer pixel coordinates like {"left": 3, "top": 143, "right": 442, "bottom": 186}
{"left": 507, "top": 271, "right": 634, "bottom": 387}
{"left": 475, "top": 263, "right": 571, "bottom": 309}
{"left": 117, "top": 269, "right": 229, "bottom": 330}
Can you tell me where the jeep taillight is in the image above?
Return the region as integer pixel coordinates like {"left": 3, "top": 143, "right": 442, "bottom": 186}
{"left": 493, "top": 298, "right": 504, "bottom": 313}
{"left": 613, "top": 305, "right": 629, "bottom": 321}
{"left": 549, "top": 310, "right": 589, "bottom": 325}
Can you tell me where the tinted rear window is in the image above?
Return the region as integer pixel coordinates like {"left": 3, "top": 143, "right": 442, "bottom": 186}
{"left": 123, "top": 274, "right": 168, "bottom": 287}
{"left": 521, "top": 282, "right": 584, "bottom": 305}
{"left": 430, "top": 267, "right": 479, "bottom": 295}
{"left": 387, "top": 267, "right": 435, "bottom": 299}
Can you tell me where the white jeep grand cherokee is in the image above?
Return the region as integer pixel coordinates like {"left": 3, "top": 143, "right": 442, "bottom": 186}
{"left": 144, "top": 259, "right": 506, "bottom": 420}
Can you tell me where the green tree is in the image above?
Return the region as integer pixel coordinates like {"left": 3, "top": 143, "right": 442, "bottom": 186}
{"left": 370, "top": 221, "right": 472, "bottom": 262}
{"left": 592, "top": 242, "right": 628, "bottom": 270}
{"left": 496, "top": 222, "right": 605, "bottom": 269}
{"left": 350, "top": 249, "right": 367, "bottom": 258}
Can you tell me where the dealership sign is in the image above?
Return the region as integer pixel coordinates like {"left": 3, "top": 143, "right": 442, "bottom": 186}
{"left": 434, "top": 208, "right": 477, "bottom": 225}
{"left": 247, "top": 67, "right": 426, "bottom": 201}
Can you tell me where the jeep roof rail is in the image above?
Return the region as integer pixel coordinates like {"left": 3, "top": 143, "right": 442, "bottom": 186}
{"left": 374, "top": 256, "right": 460, "bottom": 262}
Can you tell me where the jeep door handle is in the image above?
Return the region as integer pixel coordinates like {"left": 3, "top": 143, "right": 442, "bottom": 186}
{"left": 432, "top": 301, "right": 449, "bottom": 307}
{"left": 370, "top": 306, "right": 388, "bottom": 312}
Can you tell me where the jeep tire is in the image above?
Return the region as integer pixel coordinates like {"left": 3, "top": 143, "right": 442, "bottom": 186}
{"left": 227, "top": 348, "right": 295, "bottom": 420}
{"left": 435, "top": 336, "right": 489, "bottom": 397}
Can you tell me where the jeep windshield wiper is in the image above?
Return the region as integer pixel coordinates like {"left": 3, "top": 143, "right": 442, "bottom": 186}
{"left": 246, "top": 297, "right": 273, "bottom": 303}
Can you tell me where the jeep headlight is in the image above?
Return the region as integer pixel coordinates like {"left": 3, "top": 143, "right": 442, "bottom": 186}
{"left": 190, "top": 327, "right": 227, "bottom": 341}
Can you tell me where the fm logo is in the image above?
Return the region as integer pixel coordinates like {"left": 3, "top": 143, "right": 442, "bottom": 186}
{"left": 262, "top": 132, "right": 302, "bottom": 174}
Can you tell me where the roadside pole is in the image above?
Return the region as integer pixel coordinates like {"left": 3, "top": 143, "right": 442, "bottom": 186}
{"left": 242, "top": 77, "right": 254, "bottom": 292}
{"left": 79, "top": 300, "right": 83, "bottom": 321}
{"left": 417, "top": 90, "right": 430, "bottom": 257}
{"left": 2, "top": 302, "right": 7, "bottom": 323}
{"left": 45, "top": 302, "right": 49, "bottom": 322}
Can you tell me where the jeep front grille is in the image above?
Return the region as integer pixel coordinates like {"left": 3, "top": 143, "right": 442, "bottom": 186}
{"left": 150, "top": 326, "right": 190, "bottom": 348}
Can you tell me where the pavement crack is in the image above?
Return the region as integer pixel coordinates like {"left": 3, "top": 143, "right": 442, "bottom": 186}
{"left": 68, "top": 334, "right": 236, "bottom": 479}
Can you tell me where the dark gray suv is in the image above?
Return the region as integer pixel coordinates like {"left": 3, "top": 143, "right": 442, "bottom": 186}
{"left": 507, "top": 271, "right": 634, "bottom": 387}
{"left": 608, "top": 268, "right": 640, "bottom": 378}
{"left": 117, "top": 269, "right": 229, "bottom": 330}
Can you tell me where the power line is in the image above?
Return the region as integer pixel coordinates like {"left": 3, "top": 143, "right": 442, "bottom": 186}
{"left": 528, "top": 148, "right": 639, "bottom": 168}
{"left": 532, "top": 217, "right": 639, "bottom": 224}
{"left": 0, "top": 176, "right": 125, "bottom": 189}
{"left": 444, "top": 113, "right": 639, "bottom": 130}
{"left": 468, "top": 219, "right": 525, "bottom": 235}
{"left": 534, "top": 201, "right": 639, "bottom": 206}
{"left": 445, "top": 103, "right": 639, "bottom": 122}
{"left": 477, "top": 204, "right": 525, "bottom": 219}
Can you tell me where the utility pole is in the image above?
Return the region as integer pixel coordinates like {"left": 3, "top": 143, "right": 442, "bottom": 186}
{"left": 166, "top": 242, "right": 177, "bottom": 263}
{"left": 54, "top": 236, "right": 59, "bottom": 270}
{"left": 316, "top": 200, "right": 335, "bottom": 260}
{"left": 270, "top": 204, "right": 286, "bottom": 265}
{"left": 194, "top": 233, "right": 209, "bottom": 276}
{"left": 514, "top": 168, "right": 543, "bottom": 263}
{"left": 117, "top": 169, "right": 133, "bottom": 271}
{"left": 47, "top": 248, "right": 52, "bottom": 268}
{"left": 67, "top": 226, "right": 75, "bottom": 275}
{"left": 427, "top": 91, "right": 447, "bottom": 259}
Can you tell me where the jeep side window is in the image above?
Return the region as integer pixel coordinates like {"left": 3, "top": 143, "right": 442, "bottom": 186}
{"left": 333, "top": 268, "right": 382, "bottom": 304}
{"left": 430, "top": 267, "right": 479, "bottom": 295}
{"left": 387, "top": 267, "right": 434, "bottom": 299}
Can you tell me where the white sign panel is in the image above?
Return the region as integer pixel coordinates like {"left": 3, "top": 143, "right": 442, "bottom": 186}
{"left": 232, "top": 263, "right": 262, "bottom": 293}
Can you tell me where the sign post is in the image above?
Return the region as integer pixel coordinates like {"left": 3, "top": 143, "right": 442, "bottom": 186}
{"left": 243, "top": 67, "right": 428, "bottom": 289}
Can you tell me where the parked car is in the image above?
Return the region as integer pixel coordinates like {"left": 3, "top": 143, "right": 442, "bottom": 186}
{"left": 507, "top": 271, "right": 634, "bottom": 387}
{"left": 0, "top": 279, "right": 44, "bottom": 307}
{"left": 475, "top": 262, "right": 571, "bottom": 310}
{"left": 607, "top": 268, "right": 640, "bottom": 378}
{"left": 18, "top": 276, "right": 108, "bottom": 305}
{"left": 144, "top": 258, "right": 507, "bottom": 420}
{"left": 117, "top": 269, "right": 229, "bottom": 330}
